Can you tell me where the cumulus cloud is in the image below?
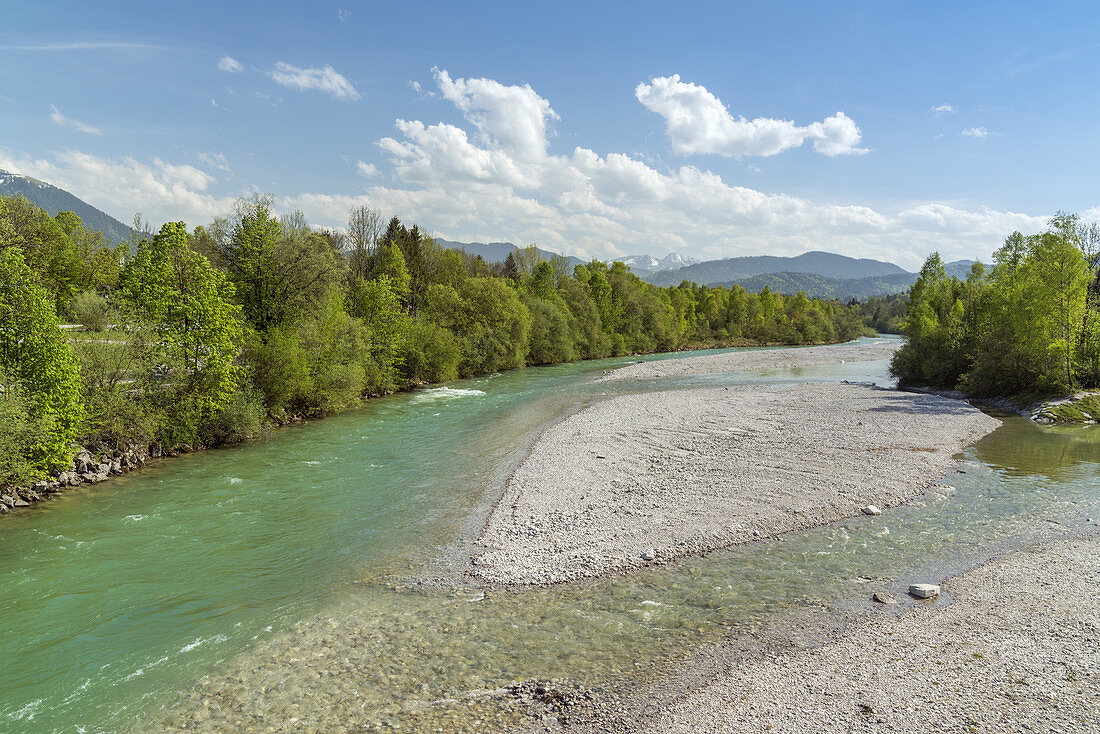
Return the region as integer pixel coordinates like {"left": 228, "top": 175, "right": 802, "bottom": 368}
{"left": 269, "top": 62, "right": 360, "bottom": 101}
{"left": 0, "top": 148, "right": 235, "bottom": 226}
{"left": 48, "top": 105, "right": 101, "bottom": 135}
{"left": 332, "top": 69, "right": 1045, "bottom": 267}
{"left": 356, "top": 160, "right": 378, "bottom": 177}
{"left": 634, "top": 75, "right": 868, "bottom": 157}
{"left": 218, "top": 55, "right": 244, "bottom": 73}
{"left": 931, "top": 103, "right": 956, "bottom": 114}
{"left": 962, "top": 126, "right": 989, "bottom": 138}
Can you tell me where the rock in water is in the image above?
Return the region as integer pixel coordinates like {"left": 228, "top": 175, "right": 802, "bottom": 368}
{"left": 872, "top": 591, "right": 897, "bottom": 604}
{"left": 862, "top": 505, "right": 882, "bottom": 516}
{"left": 908, "top": 583, "right": 941, "bottom": 599}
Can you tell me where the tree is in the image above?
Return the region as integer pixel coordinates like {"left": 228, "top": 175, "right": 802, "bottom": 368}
{"left": 0, "top": 247, "right": 85, "bottom": 472}
{"left": 204, "top": 196, "right": 344, "bottom": 332}
{"left": 119, "top": 222, "right": 243, "bottom": 416}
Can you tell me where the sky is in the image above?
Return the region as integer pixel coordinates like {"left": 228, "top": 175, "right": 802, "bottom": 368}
{"left": 1, "top": 1, "right": 1098, "bottom": 269}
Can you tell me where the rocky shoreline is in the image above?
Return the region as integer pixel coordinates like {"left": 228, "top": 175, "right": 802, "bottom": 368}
{"left": 0, "top": 445, "right": 151, "bottom": 515}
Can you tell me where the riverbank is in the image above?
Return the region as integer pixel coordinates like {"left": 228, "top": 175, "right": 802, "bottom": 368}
{"left": 903, "top": 385, "right": 1100, "bottom": 425}
{"left": 0, "top": 338, "right": 879, "bottom": 519}
{"left": 471, "top": 382, "right": 1000, "bottom": 585}
{"left": 553, "top": 529, "right": 1100, "bottom": 733}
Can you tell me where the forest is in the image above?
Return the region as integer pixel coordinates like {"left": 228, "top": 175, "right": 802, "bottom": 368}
{"left": 891, "top": 213, "right": 1100, "bottom": 398}
{"left": 0, "top": 195, "right": 872, "bottom": 487}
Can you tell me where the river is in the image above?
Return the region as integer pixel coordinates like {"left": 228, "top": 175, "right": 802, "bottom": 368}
{"left": 1, "top": 337, "right": 1097, "bottom": 732}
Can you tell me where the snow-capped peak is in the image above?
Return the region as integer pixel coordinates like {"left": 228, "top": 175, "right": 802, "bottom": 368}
{"left": 618, "top": 252, "right": 698, "bottom": 272}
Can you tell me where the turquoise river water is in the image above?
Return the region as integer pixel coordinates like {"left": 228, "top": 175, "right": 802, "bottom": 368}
{"left": 1, "top": 338, "right": 1098, "bottom": 732}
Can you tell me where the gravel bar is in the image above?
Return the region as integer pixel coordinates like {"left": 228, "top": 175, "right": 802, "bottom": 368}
{"left": 600, "top": 532, "right": 1100, "bottom": 733}
{"left": 599, "top": 340, "right": 901, "bottom": 382}
{"left": 471, "top": 382, "right": 1000, "bottom": 585}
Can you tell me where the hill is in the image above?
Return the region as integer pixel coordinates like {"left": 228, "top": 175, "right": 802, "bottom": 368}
{"left": 714, "top": 260, "right": 977, "bottom": 300}
{"left": 433, "top": 238, "right": 586, "bottom": 269}
{"left": 645, "top": 250, "right": 908, "bottom": 287}
{"left": 0, "top": 170, "right": 132, "bottom": 244}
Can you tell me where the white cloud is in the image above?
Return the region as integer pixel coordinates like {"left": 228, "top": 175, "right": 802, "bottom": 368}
{"left": 356, "top": 160, "right": 378, "bottom": 177}
{"left": 310, "top": 69, "right": 1044, "bottom": 268}
{"left": 269, "top": 62, "right": 360, "bottom": 101}
{"left": 48, "top": 105, "right": 102, "bottom": 135}
{"left": 337, "top": 9, "right": 351, "bottom": 23}
{"left": 210, "top": 97, "right": 221, "bottom": 109}
{"left": 0, "top": 148, "right": 236, "bottom": 226}
{"left": 198, "top": 152, "right": 231, "bottom": 172}
{"left": 218, "top": 55, "right": 244, "bottom": 73}
{"left": 634, "top": 74, "right": 868, "bottom": 158}
{"left": 962, "top": 127, "right": 989, "bottom": 138}
{"left": 931, "top": 103, "right": 956, "bottom": 114}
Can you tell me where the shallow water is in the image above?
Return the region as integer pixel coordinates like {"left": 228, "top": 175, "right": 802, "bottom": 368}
{"left": 1, "top": 337, "right": 1097, "bottom": 732}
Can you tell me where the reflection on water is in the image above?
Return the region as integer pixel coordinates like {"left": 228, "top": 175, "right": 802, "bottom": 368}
{"left": 1, "top": 337, "right": 1097, "bottom": 733}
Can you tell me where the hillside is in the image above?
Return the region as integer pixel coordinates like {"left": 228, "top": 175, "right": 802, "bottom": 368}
{"left": 433, "top": 238, "right": 586, "bottom": 268}
{"left": 645, "top": 250, "right": 908, "bottom": 287}
{"left": 714, "top": 260, "right": 976, "bottom": 300}
{"left": 0, "top": 170, "right": 132, "bottom": 244}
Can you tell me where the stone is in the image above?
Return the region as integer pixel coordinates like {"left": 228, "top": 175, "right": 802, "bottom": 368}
{"left": 93, "top": 472, "right": 109, "bottom": 483}
{"left": 641, "top": 549, "right": 656, "bottom": 561}
{"left": 908, "top": 583, "right": 941, "bottom": 599}
{"left": 12, "top": 497, "right": 30, "bottom": 507}
{"left": 872, "top": 591, "right": 897, "bottom": 604}
{"left": 0, "top": 495, "right": 13, "bottom": 508}
{"left": 110, "top": 460, "right": 123, "bottom": 475}
{"left": 32, "top": 481, "right": 50, "bottom": 492}
{"left": 862, "top": 505, "right": 882, "bottom": 516}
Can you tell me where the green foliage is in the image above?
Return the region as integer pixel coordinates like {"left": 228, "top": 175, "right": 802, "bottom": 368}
{"left": 0, "top": 247, "right": 85, "bottom": 471}
{"left": 71, "top": 290, "right": 110, "bottom": 331}
{"left": 0, "top": 374, "right": 50, "bottom": 486}
{"left": 120, "top": 222, "right": 243, "bottom": 416}
{"left": 893, "top": 213, "right": 1100, "bottom": 398}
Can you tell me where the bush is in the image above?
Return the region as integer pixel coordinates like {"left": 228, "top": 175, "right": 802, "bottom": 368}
{"left": 72, "top": 290, "right": 110, "bottom": 331}
{"left": 202, "top": 385, "right": 267, "bottom": 444}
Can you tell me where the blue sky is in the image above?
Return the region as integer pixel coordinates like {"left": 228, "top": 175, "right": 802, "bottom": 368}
{"left": 2, "top": 1, "right": 1098, "bottom": 268}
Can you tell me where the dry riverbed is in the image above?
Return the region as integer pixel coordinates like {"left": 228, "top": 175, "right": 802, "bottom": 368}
{"left": 599, "top": 340, "right": 901, "bottom": 382}
{"left": 471, "top": 382, "right": 1000, "bottom": 585}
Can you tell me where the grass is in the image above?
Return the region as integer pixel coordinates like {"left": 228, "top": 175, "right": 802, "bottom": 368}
{"left": 1044, "top": 394, "right": 1100, "bottom": 423}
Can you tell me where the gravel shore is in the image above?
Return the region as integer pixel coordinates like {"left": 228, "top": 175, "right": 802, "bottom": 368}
{"left": 471, "top": 382, "right": 1000, "bottom": 585}
{"left": 573, "top": 531, "right": 1100, "bottom": 734}
{"left": 599, "top": 340, "right": 901, "bottom": 382}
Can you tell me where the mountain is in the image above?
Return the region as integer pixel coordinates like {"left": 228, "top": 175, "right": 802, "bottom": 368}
{"left": 645, "top": 250, "right": 908, "bottom": 287}
{"left": 714, "top": 259, "right": 978, "bottom": 301}
{"left": 433, "top": 238, "right": 586, "bottom": 268}
{"left": 0, "top": 170, "right": 132, "bottom": 244}
{"left": 618, "top": 252, "right": 699, "bottom": 273}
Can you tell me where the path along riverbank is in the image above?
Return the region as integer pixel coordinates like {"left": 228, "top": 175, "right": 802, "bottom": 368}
{"left": 471, "top": 382, "right": 1000, "bottom": 585}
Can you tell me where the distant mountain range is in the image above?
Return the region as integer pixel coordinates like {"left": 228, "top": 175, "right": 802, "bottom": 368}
{"left": 617, "top": 252, "right": 699, "bottom": 273}
{"left": 0, "top": 169, "right": 132, "bottom": 244}
{"left": 644, "top": 251, "right": 909, "bottom": 287}
{"left": 434, "top": 238, "right": 697, "bottom": 274}
{"left": 433, "top": 238, "right": 587, "bottom": 269}
{"left": 716, "top": 262, "right": 974, "bottom": 301}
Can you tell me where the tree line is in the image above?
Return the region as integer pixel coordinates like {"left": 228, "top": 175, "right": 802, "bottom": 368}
{"left": 0, "top": 194, "right": 871, "bottom": 487}
{"left": 891, "top": 213, "right": 1100, "bottom": 397}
